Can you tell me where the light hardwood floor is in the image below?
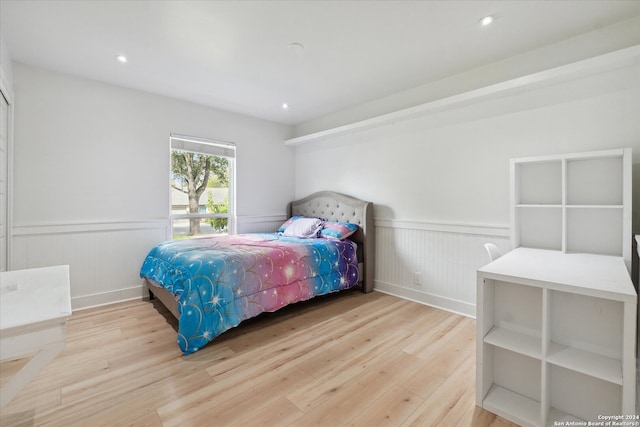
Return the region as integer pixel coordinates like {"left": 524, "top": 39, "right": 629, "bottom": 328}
{"left": 1, "top": 289, "right": 517, "bottom": 426}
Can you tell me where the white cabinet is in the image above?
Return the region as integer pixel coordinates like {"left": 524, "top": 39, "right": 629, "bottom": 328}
{"left": 477, "top": 248, "right": 636, "bottom": 426}
{"left": 511, "top": 148, "right": 632, "bottom": 271}
{"left": 0, "top": 265, "right": 72, "bottom": 409}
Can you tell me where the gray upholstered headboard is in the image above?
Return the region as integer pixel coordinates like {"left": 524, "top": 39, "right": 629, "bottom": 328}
{"left": 288, "top": 191, "right": 374, "bottom": 293}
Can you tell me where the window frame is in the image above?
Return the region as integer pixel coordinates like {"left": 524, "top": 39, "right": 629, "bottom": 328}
{"left": 169, "top": 133, "right": 236, "bottom": 238}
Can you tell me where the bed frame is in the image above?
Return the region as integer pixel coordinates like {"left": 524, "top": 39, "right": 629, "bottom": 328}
{"left": 147, "top": 191, "right": 374, "bottom": 319}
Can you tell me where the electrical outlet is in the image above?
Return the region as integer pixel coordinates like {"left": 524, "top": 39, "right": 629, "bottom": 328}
{"left": 413, "top": 271, "right": 422, "bottom": 285}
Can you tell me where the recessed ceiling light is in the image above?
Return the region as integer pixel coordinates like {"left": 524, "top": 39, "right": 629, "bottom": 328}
{"left": 282, "top": 103, "right": 289, "bottom": 110}
{"left": 116, "top": 55, "right": 127, "bottom": 63}
{"left": 479, "top": 15, "right": 495, "bottom": 26}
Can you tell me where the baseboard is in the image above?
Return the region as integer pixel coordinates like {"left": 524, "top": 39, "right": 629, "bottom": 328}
{"left": 72, "top": 279, "right": 477, "bottom": 323}
{"left": 374, "top": 280, "right": 476, "bottom": 318}
{"left": 72, "top": 284, "right": 145, "bottom": 311}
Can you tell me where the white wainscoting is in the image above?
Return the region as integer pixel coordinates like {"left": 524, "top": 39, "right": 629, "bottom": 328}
{"left": 10, "top": 215, "right": 286, "bottom": 311}
{"left": 11, "top": 220, "right": 170, "bottom": 310}
{"left": 11, "top": 215, "right": 509, "bottom": 316}
{"left": 236, "top": 214, "right": 286, "bottom": 234}
{"left": 373, "top": 218, "right": 510, "bottom": 318}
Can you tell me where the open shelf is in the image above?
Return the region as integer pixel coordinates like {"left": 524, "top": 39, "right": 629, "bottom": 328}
{"left": 546, "top": 342, "right": 622, "bottom": 384}
{"left": 484, "top": 327, "right": 541, "bottom": 359}
{"left": 515, "top": 206, "right": 562, "bottom": 251}
{"left": 566, "top": 156, "right": 623, "bottom": 206}
{"left": 516, "top": 161, "right": 562, "bottom": 205}
{"left": 547, "top": 408, "right": 585, "bottom": 425}
{"left": 486, "top": 347, "right": 541, "bottom": 425}
{"left": 493, "top": 281, "right": 542, "bottom": 337}
{"left": 483, "top": 384, "right": 541, "bottom": 427}
{"left": 566, "top": 207, "right": 623, "bottom": 256}
{"left": 549, "top": 290, "right": 623, "bottom": 361}
{"left": 549, "top": 365, "right": 622, "bottom": 422}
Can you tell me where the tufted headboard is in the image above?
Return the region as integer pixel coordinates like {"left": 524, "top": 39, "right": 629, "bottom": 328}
{"left": 288, "top": 191, "right": 374, "bottom": 293}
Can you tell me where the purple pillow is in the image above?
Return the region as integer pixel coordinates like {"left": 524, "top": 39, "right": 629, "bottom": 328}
{"left": 282, "top": 217, "right": 324, "bottom": 238}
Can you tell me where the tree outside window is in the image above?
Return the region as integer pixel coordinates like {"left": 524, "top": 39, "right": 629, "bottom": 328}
{"left": 170, "top": 135, "right": 235, "bottom": 239}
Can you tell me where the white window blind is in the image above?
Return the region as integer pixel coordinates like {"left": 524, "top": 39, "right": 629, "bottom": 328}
{"left": 170, "top": 133, "right": 236, "bottom": 158}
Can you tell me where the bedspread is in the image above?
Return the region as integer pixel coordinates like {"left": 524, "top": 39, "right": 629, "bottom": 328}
{"left": 140, "top": 233, "right": 359, "bottom": 354}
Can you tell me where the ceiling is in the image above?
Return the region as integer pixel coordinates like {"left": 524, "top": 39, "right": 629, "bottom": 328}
{"left": 2, "top": 0, "right": 640, "bottom": 125}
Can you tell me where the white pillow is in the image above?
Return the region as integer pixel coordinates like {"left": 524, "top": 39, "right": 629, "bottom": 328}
{"left": 283, "top": 217, "right": 324, "bottom": 238}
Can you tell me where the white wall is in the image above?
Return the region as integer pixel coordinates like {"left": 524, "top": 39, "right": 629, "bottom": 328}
{"left": 292, "top": 43, "right": 640, "bottom": 316}
{"left": 11, "top": 63, "right": 293, "bottom": 309}
{"left": 296, "top": 65, "right": 640, "bottom": 223}
{"left": 0, "top": 28, "right": 14, "bottom": 94}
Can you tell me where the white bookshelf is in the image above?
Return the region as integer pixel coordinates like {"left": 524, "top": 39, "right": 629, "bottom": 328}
{"left": 511, "top": 148, "right": 632, "bottom": 271}
{"left": 477, "top": 249, "right": 636, "bottom": 426}
{"left": 478, "top": 148, "right": 636, "bottom": 426}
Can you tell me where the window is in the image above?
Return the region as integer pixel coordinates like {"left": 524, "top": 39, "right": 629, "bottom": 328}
{"left": 170, "top": 134, "right": 235, "bottom": 239}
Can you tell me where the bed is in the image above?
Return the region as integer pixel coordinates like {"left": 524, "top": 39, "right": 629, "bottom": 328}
{"left": 139, "top": 191, "right": 374, "bottom": 355}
